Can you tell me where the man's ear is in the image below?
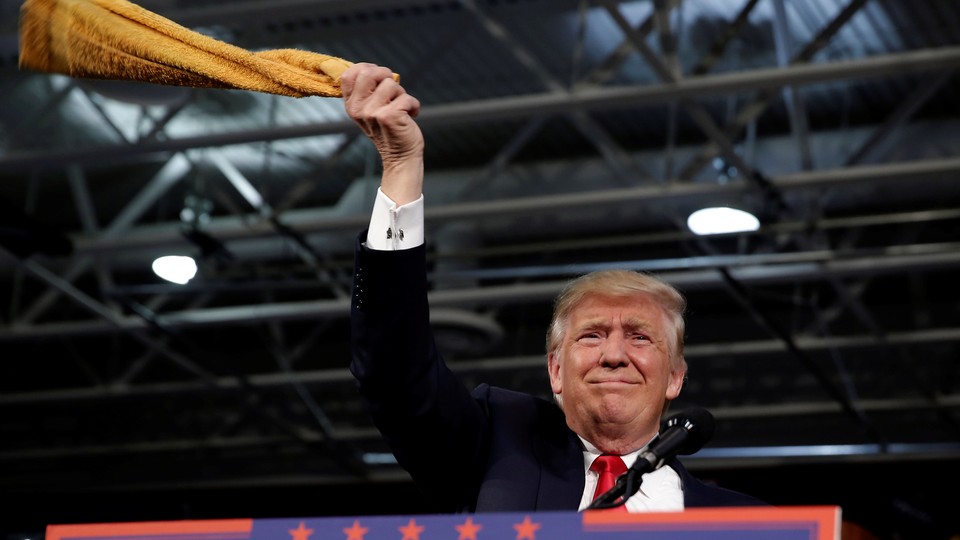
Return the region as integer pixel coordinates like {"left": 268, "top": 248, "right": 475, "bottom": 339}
{"left": 547, "top": 351, "right": 562, "bottom": 395}
{"left": 666, "top": 365, "right": 686, "bottom": 400}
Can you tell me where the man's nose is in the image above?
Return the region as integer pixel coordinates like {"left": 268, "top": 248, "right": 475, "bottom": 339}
{"left": 599, "top": 337, "right": 629, "bottom": 367}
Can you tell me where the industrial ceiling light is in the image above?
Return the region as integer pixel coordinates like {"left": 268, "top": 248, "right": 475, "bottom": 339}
{"left": 687, "top": 206, "right": 760, "bottom": 236}
{"left": 152, "top": 255, "right": 198, "bottom": 285}
{"left": 150, "top": 193, "right": 211, "bottom": 285}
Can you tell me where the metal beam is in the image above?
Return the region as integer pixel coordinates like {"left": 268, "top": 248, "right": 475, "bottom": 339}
{"left": 4, "top": 341, "right": 960, "bottom": 405}
{"left": 3, "top": 243, "right": 960, "bottom": 340}
{"left": 4, "top": 46, "right": 960, "bottom": 172}
{"left": 59, "top": 155, "right": 960, "bottom": 257}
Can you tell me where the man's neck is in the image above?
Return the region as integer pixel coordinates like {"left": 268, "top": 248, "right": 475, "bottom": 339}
{"left": 577, "top": 425, "right": 659, "bottom": 456}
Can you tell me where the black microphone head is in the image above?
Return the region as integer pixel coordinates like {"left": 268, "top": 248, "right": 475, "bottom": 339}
{"left": 662, "top": 407, "right": 715, "bottom": 455}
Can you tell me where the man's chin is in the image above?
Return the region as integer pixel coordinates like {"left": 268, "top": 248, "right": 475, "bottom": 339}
{"left": 593, "top": 405, "right": 639, "bottom": 426}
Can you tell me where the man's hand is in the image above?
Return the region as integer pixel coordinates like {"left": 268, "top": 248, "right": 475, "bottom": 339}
{"left": 342, "top": 63, "right": 424, "bottom": 205}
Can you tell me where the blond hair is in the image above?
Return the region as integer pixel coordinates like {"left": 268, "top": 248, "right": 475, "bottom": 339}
{"left": 546, "top": 269, "right": 687, "bottom": 371}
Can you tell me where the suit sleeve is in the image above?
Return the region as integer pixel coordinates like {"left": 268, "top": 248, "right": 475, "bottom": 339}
{"left": 349, "top": 231, "right": 488, "bottom": 509}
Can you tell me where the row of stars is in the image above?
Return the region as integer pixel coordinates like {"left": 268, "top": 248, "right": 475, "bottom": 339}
{"left": 289, "top": 516, "right": 541, "bottom": 540}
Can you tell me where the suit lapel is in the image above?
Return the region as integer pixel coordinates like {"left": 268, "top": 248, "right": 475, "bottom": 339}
{"left": 532, "top": 401, "right": 585, "bottom": 511}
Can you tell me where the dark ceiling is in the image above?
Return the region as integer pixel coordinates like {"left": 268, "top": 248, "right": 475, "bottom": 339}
{"left": 1, "top": 0, "right": 959, "bottom": 538}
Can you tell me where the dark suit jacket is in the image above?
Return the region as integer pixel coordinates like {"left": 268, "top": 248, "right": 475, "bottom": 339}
{"left": 350, "top": 234, "right": 767, "bottom": 512}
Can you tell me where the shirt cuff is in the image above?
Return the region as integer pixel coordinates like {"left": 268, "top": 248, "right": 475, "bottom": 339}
{"left": 364, "top": 188, "right": 425, "bottom": 251}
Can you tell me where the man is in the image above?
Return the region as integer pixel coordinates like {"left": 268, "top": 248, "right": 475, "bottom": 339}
{"left": 343, "top": 63, "right": 766, "bottom": 513}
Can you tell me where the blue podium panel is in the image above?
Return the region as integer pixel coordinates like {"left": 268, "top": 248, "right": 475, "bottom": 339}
{"left": 46, "top": 506, "right": 841, "bottom": 540}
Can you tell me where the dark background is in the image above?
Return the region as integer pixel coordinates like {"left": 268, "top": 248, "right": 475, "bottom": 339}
{"left": 2, "top": 2, "right": 960, "bottom": 540}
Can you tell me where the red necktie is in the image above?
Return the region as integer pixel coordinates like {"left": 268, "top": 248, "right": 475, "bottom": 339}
{"left": 590, "top": 454, "right": 628, "bottom": 511}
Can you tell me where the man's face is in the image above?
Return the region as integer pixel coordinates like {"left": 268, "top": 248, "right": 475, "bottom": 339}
{"left": 547, "top": 292, "right": 685, "bottom": 439}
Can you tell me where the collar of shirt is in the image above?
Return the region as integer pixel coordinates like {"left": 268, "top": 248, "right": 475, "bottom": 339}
{"left": 578, "top": 436, "right": 685, "bottom": 512}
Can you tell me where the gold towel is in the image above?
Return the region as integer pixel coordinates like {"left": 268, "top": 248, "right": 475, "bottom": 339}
{"left": 18, "top": 0, "right": 395, "bottom": 98}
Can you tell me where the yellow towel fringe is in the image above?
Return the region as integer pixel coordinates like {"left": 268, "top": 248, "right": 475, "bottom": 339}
{"left": 19, "top": 0, "right": 397, "bottom": 98}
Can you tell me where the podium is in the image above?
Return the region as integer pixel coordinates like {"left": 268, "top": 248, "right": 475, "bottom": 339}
{"left": 46, "top": 506, "right": 841, "bottom": 540}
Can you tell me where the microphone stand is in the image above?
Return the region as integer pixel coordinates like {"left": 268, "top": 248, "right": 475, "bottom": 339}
{"left": 584, "top": 407, "right": 714, "bottom": 511}
{"left": 585, "top": 467, "right": 644, "bottom": 510}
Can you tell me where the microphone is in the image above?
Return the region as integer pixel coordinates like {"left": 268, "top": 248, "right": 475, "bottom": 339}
{"left": 631, "top": 406, "right": 715, "bottom": 476}
{"left": 586, "top": 407, "right": 715, "bottom": 510}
